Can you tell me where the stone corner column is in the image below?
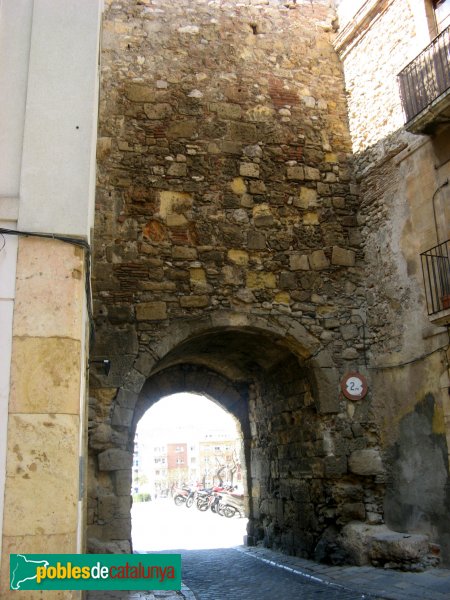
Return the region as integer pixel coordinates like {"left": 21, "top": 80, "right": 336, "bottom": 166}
{"left": 1, "top": 237, "right": 87, "bottom": 600}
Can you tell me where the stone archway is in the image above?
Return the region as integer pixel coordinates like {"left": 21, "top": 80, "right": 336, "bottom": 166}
{"left": 87, "top": 316, "right": 382, "bottom": 559}
{"left": 87, "top": 0, "right": 384, "bottom": 562}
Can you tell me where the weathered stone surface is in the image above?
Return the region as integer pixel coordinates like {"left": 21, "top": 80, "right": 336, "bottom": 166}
{"left": 247, "top": 231, "right": 266, "bottom": 249}
{"left": 4, "top": 414, "right": 79, "bottom": 537}
{"left": 90, "top": 423, "right": 113, "bottom": 450}
{"left": 230, "top": 177, "right": 247, "bottom": 195}
{"left": 295, "top": 187, "right": 318, "bottom": 208}
{"left": 304, "top": 166, "right": 321, "bottom": 181}
{"left": 339, "top": 502, "right": 366, "bottom": 523}
{"left": 98, "top": 449, "right": 133, "bottom": 471}
{"left": 98, "top": 495, "right": 132, "bottom": 520}
{"left": 1, "top": 533, "right": 78, "bottom": 595}
{"left": 246, "top": 272, "right": 277, "bottom": 289}
{"left": 115, "top": 388, "right": 138, "bottom": 409}
{"left": 14, "top": 238, "right": 84, "bottom": 340}
{"left": 240, "top": 162, "right": 260, "bottom": 178}
{"left": 252, "top": 204, "right": 274, "bottom": 227}
{"left": 340, "top": 522, "right": 377, "bottom": 565}
{"left": 87, "top": 537, "right": 131, "bottom": 554}
{"left": 339, "top": 522, "right": 432, "bottom": 570}
{"left": 228, "top": 250, "right": 249, "bottom": 266}
{"left": 289, "top": 253, "right": 310, "bottom": 271}
{"left": 10, "top": 337, "right": 81, "bottom": 414}
{"left": 172, "top": 246, "right": 198, "bottom": 260}
{"left": 97, "top": 137, "right": 112, "bottom": 159}
{"left": 167, "top": 120, "right": 197, "bottom": 139}
{"left": 111, "top": 405, "right": 134, "bottom": 427}
{"left": 309, "top": 250, "right": 330, "bottom": 270}
{"left": 349, "top": 449, "right": 384, "bottom": 476}
{"left": 114, "top": 470, "right": 133, "bottom": 496}
{"left": 286, "top": 166, "right": 304, "bottom": 181}
{"left": 135, "top": 302, "right": 167, "bottom": 321}
{"left": 180, "top": 295, "right": 209, "bottom": 308}
{"left": 167, "top": 162, "right": 187, "bottom": 177}
{"left": 370, "top": 532, "right": 429, "bottom": 564}
{"left": 144, "top": 103, "right": 171, "bottom": 119}
{"left": 332, "top": 246, "right": 356, "bottom": 267}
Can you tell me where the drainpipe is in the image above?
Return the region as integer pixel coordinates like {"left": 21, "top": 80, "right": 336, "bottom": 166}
{"left": 432, "top": 178, "right": 449, "bottom": 245}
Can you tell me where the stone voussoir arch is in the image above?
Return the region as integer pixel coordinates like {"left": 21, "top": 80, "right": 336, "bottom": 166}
{"left": 88, "top": 311, "right": 348, "bottom": 554}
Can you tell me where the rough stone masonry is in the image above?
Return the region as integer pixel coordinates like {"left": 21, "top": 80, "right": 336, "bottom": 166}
{"left": 87, "top": 0, "right": 436, "bottom": 570}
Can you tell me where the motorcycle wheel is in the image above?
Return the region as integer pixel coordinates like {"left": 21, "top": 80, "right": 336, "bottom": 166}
{"left": 223, "top": 505, "right": 236, "bottom": 518}
{"left": 186, "top": 496, "right": 194, "bottom": 508}
{"left": 174, "top": 495, "right": 185, "bottom": 506}
{"left": 197, "top": 500, "right": 209, "bottom": 511}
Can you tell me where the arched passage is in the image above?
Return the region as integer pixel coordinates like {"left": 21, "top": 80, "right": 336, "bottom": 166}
{"left": 88, "top": 320, "right": 380, "bottom": 559}
{"left": 131, "top": 392, "right": 246, "bottom": 551}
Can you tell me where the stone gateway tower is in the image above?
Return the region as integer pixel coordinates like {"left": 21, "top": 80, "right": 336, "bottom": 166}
{"left": 88, "top": 0, "right": 382, "bottom": 562}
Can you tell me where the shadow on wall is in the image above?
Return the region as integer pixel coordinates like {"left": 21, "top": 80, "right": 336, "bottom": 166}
{"left": 385, "top": 394, "right": 450, "bottom": 563}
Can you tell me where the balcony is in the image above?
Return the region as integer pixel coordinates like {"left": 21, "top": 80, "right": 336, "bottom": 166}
{"left": 398, "top": 25, "right": 450, "bottom": 134}
{"left": 421, "top": 239, "right": 450, "bottom": 325}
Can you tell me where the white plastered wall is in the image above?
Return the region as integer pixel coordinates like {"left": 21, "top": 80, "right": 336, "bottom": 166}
{"left": 0, "top": 0, "right": 102, "bottom": 561}
{"left": 0, "top": 0, "right": 33, "bottom": 557}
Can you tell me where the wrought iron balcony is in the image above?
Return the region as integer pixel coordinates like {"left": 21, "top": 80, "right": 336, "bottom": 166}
{"left": 398, "top": 25, "right": 450, "bottom": 134}
{"left": 421, "top": 239, "right": 450, "bottom": 325}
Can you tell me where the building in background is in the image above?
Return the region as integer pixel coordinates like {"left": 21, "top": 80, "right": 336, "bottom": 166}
{"left": 132, "top": 405, "right": 241, "bottom": 497}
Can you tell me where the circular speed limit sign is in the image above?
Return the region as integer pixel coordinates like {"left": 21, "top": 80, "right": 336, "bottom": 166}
{"left": 340, "top": 372, "right": 368, "bottom": 401}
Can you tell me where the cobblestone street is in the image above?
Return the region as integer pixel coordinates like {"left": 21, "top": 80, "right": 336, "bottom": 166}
{"left": 86, "top": 500, "right": 450, "bottom": 600}
{"left": 179, "top": 547, "right": 372, "bottom": 600}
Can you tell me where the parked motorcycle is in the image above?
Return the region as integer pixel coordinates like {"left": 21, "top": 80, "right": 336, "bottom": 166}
{"left": 216, "top": 489, "right": 245, "bottom": 518}
{"left": 174, "top": 485, "right": 198, "bottom": 508}
{"left": 196, "top": 488, "right": 215, "bottom": 511}
{"left": 173, "top": 486, "right": 191, "bottom": 506}
{"left": 185, "top": 488, "right": 197, "bottom": 508}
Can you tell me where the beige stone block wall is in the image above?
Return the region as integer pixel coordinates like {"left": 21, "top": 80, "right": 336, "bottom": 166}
{"left": 336, "top": 0, "right": 425, "bottom": 153}
{"left": 1, "top": 238, "right": 85, "bottom": 599}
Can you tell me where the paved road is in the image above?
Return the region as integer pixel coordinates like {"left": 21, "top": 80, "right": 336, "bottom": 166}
{"left": 179, "top": 547, "right": 378, "bottom": 600}
{"left": 87, "top": 501, "right": 449, "bottom": 600}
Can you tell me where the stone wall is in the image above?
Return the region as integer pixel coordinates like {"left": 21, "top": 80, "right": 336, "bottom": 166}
{"left": 88, "top": 0, "right": 385, "bottom": 560}
{"left": 335, "top": 0, "right": 450, "bottom": 565}
{"left": 335, "top": 0, "right": 426, "bottom": 155}
{"left": 247, "top": 354, "right": 384, "bottom": 558}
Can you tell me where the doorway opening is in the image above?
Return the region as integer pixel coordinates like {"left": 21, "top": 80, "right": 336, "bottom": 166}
{"left": 131, "top": 392, "right": 248, "bottom": 551}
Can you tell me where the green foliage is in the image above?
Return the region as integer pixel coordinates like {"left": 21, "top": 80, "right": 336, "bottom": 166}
{"left": 133, "top": 492, "right": 152, "bottom": 503}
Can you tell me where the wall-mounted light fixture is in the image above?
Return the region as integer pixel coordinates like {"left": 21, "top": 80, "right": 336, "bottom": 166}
{"left": 89, "top": 359, "right": 111, "bottom": 376}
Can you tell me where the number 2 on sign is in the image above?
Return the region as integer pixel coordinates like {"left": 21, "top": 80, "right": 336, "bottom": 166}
{"left": 346, "top": 376, "right": 363, "bottom": 396}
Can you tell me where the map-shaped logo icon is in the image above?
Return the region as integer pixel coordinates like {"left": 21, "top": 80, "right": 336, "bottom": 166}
{"left": 10, "top": 554, "right": 49, "bottom": 590}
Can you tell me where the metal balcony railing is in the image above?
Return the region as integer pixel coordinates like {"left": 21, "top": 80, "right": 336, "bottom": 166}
{"left": 398, "top": 25, "right": 450, "bottom": 124}
{"left": 421, "top": 240, "right": 450, "bottom": 317}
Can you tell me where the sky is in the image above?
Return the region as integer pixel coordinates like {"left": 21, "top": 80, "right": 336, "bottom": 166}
{"left": 137, "top": 392, "right": 238, "bottom": 441}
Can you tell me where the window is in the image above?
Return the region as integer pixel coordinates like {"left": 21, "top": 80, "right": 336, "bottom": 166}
{"left": 434, "top": 0, "right": 450, "bottom": 32}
